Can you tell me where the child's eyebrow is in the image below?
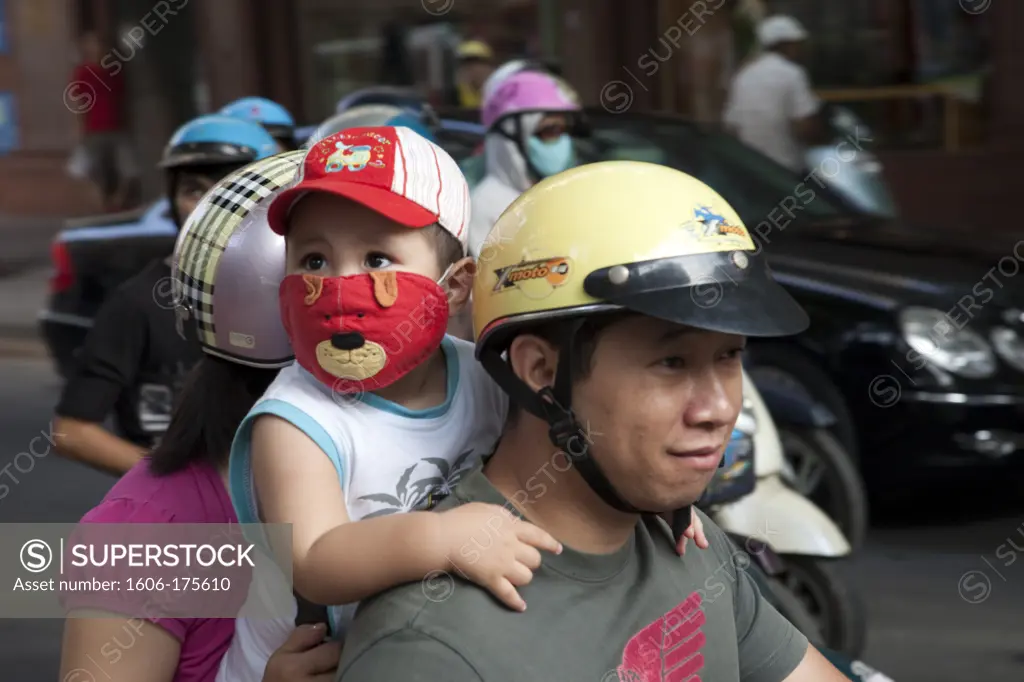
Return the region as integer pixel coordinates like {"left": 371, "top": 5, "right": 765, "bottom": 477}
{"left": 286, "top": 233, "right": 331, "bottom": 251}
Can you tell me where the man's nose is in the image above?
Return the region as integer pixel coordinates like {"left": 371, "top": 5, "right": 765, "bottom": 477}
{"left": 331, "top": 332, "right": 365, "bottom": 350}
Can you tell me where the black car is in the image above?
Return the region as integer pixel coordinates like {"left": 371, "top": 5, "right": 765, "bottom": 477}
{"left": 39, "top": 199, "right": 179, "bottom": 378}
{"left": 450, "top": 108, "right": 1024, "bottom": 483}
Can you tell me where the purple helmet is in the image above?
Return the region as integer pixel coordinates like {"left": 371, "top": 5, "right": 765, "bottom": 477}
{"left": 171, "top": 150, "right": 304, "bottom": 368}
{"left": 481, "top": 70, "right": 581, "bottom": 131}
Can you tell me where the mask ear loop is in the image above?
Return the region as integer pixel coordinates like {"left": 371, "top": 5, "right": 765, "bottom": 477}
{"left": 436, "top": 259, "right": 476, "bottom": 308}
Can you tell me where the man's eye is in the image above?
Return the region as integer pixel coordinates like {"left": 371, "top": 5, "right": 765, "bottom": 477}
{"left": 722, "top": 347, "right": 746, "bottom": 362}
{"left": 365, "top": 253, "right": 393, "bottom": 270}
{"left": 660, "top": 356, "right": 685, "bottom": 369}
{"left": 301, "top": 253, "right": 327, "bottom": 271}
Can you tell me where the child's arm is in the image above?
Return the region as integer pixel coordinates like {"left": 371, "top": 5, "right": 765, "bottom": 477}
{"left": 252, "top": 415, "right": 560, "bottom": 609}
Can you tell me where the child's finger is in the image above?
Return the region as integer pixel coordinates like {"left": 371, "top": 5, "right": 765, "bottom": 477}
{"left": 696, "top": 531, "right": 710, "bottom": 549}
{"left": 506, "top": 561, "right": 535, "bottom": 586}
{"left": 684, "top": 524, "right": 696, "bottom": 539}
{"left": 515, "top": 544, "right": 543, "bottom": 570}
{"left": 489, "top": 576, "right": 527, "bottom": 611}
{"left": 676, "top": 535, "right": 688, "bottom": 556}
{"left": 516, "top": 523, "right": 563, "bottom": 555}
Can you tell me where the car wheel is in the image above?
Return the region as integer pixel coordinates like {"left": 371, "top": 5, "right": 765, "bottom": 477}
{"left": 778, "top": 556, "right": 867, "bottom": 659}
{"left": 777, "top": 427, "right": 869, "bottom": 550}
{"left": 745, "top": 343, "right": 859, "bottom": 460}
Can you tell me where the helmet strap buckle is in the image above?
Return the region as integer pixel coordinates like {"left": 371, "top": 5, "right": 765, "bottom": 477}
{"left": 538, "top": 387, "right": 590, "bottom": 462}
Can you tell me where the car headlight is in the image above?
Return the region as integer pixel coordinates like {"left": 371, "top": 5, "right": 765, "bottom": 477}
{"left": 899, "top": 306, "right": 996, "bottom": 379}
{"left": 991, "top": 327, "right": 1024, "bottom": 373}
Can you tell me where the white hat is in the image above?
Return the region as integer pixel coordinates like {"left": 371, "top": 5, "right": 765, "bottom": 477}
{"left": 757, "top": 15, "right": 808, "bottom": 47}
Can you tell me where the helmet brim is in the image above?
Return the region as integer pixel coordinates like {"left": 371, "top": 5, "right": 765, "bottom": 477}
{"left": 159, "top": 142, "right": 258, "bottom": 169}
{"left": 583, "top": 251, "right": 809, "bottom": 338}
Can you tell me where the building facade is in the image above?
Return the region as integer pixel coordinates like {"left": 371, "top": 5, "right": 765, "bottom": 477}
{"left": 4, "top": 0, "right": 1021, "bottom": 232}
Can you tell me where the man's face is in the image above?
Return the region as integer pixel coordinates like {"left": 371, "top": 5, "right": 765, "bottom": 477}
{"left": 570, "top": 316, "right": 745, "bottom": 511}
{"left": 780, "top": 40, "right": 807, "bottom": 64}
{"left": 458, "top": 59, "right": 493, "bottom": 90}
{"left": 173, "top": 172, "right": 219, "bottom": 224}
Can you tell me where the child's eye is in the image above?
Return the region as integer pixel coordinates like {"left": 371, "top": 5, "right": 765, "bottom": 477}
{"left": 365, "top": 252, "right": 393, "bottom": 270}
{"left": 301, "top": 253, "right": 327, "bottom": 271}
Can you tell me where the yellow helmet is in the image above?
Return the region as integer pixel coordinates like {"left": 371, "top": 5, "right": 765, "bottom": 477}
{"left": 457, "top": 40, "right": 493, "bottom": 62}
{"left": 473, "top": 160, "right": 808, "bottom": 353}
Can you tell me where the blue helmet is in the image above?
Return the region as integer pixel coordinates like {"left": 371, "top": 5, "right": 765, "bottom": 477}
{"left": 219, "top": 96, "right": 296, "bottom": 142}
{"left": 160, "top": 115, "right": 279, "bottom": 170}
{"left": 385, "top": 111, "right": 435, "bottom": 142}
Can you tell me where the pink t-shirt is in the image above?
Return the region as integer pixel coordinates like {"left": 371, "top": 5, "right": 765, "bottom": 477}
{"left": 64, "top": 460, "right": 241, "bottom": 682}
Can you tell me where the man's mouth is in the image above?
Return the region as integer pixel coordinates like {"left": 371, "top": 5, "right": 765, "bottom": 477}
{"left": 666, "top": 444, "right": 724, "bottom": 472}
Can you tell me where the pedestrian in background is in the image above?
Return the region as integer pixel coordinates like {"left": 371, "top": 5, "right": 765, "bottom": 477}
{"left": 69, "top": 31, "right": 139, "bottom": 212}
{"left": 722, "top": 15, "right": 822, "bottom": 172}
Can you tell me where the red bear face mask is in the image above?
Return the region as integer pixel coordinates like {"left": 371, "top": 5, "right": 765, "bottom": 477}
{"left": 279, "top": 271, "right": 450, "bottom": 394}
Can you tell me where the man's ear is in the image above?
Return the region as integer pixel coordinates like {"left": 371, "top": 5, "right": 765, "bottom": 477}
{"left": 444, "top": 256, "right": 477, "bottom": 312}
{"left": 506, "top": 333, "right": 559, "bottom": 394}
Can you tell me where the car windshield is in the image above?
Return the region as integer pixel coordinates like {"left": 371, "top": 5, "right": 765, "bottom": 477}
{"left": 576, "top": 116, "right": 857, "bottom": 227}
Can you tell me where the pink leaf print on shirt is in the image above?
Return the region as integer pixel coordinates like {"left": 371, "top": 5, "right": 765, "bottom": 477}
{"left": 618, "top": 592, "right": 706, "bottom": 682}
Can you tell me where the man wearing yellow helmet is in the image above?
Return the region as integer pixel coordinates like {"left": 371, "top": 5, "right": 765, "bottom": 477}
{"left": 454, "top": 40, "right": 495, "bottom": 108}
{"left": 334, "top": 162, "right": 847, "bottom": 680}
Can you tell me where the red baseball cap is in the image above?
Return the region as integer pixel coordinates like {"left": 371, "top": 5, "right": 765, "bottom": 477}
{"left": 267, "top": 126, "right": 470, "bottom": 248}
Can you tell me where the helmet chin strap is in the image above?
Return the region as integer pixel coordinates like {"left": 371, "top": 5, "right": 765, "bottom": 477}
{"left": 479, "top": 319, "right": 699, "bottom": 544}
{"left": 166, "top": 173, "right": 184, "bottom": 230}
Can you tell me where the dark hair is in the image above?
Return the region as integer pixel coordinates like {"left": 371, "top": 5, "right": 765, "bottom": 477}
{"left": 423, "top": 223, "right": 466, "bottom": 273}
{"left": 503, "top": 311, "right": 632, "bottom": 424}
{"left": 148, "top": 357, "right": 278, "bottom": 476}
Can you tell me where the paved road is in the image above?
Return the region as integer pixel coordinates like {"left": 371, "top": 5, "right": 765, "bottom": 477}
{"left": 0, "top": 357, "right": 1022, "bottom": 681}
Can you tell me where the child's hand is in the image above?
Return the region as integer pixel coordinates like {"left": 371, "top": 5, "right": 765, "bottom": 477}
{"left": 677, "top": 507, "right": 710, "bottom": 556}
{"left": 438, "top": 502, "right": 562, "bottom": 612}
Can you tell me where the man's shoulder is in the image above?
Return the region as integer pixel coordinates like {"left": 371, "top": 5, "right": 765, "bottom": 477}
{"left": 340, "top": 574, "right": 497, "bottom": 671}
{"left": 96, "top": 260, "right": 167, "bottom": 319}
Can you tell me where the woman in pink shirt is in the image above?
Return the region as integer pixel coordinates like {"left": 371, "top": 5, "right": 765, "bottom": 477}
{"left": 58, "top": 152, "right": 340, "bottom": 682}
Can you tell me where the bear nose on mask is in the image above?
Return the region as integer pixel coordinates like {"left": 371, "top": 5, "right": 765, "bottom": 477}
{"left": 331, "top": 332, "right": 365, "bottom": 351}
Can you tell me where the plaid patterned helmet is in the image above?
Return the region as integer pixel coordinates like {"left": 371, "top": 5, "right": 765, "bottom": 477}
{"left": 171, "top": 151, "right": 303, "bottom": 368}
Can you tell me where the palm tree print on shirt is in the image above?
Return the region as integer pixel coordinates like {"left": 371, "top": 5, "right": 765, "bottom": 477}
{"left": 357, "top": 449, "right": 479, "bottom": 519}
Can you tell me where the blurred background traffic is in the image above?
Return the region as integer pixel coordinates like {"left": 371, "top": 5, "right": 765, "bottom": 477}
{"left": 0, "top": 1, "right": 1021, "bottom": 681}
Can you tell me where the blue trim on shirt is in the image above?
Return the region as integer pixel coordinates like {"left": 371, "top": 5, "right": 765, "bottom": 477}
{"left": 228, "top": 399, "right": 346, "bottom": 528}
{"left": 357, "top": 337, "right": 460, "bottom": 419}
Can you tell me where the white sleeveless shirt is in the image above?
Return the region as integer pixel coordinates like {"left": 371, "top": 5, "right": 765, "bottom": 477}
{"left": 217, "top": 337, "right": 507, "bottom": 681}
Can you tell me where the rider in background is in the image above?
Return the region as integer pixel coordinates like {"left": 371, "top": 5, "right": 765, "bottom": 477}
{"left": 59, "top": 150, "right": 342, "bottom": 682}
{"left": 220, "top": 96, "right": 300, "bottom": 151}
{"left": 453, "top": 40, "right": 495, "bottom": 108}
{"left": 467, "top": 70, "right": 583, "bottom": 258}
{"left": 53, "top": 116, "right": 279, "bottom": 476}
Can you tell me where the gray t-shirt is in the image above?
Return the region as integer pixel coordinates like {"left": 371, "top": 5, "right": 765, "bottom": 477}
{"left": 336, "top": 465, "right": 808, "bottom": 682}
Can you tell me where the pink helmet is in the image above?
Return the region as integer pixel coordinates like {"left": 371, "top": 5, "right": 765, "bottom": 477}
{"left": 481, "top": 70, "right": 581, "bottom": 130}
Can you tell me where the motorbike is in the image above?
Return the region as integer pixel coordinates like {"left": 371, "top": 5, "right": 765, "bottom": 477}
{"left": 805, "top": 104, "right": 898, "bottom": 218}
{"left": 740, "top": 555, "right": 894, "bottom": 681}
{"left": 746, "top": 365, "right": 869, "bottom": 550}
{"left": 701, "top": 370, "right": 867, "bottom": 658}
